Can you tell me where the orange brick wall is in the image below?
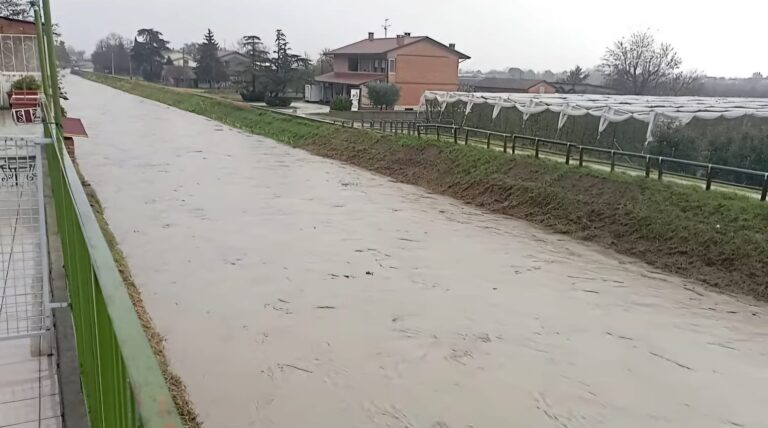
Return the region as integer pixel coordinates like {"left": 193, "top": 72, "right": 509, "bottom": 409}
{"left": 388, "top": 40, "right": 461, "bottom": 107}
{"left": 528, "top": 82, "right": 557, "bottom": 94}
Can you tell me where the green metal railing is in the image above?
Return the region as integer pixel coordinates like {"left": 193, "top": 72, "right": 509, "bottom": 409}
{"left": 35, "top": 1, "right": 184, "bottom": 426}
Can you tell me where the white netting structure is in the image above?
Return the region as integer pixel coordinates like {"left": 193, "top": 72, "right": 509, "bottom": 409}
{"left": 419, "top": 91, "right": 768, "bottom": 145}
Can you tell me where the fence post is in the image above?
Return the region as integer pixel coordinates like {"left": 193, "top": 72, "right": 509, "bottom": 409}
{"left": 705, "top": 165, "right": 713, "bottom": 190}
{"left": 610, "top": 151, "right": 615, "bottom": 172}
{"left": 645, "top": 156, "right": 651, "bottom": 178}
{"left": 579, "top": 147, "right": 584, "bottom": 166}
{"left": 503, "top": 135, "right": 508, "bottom": 153}
{"left": 657, "top": 158, "right": 664, "bottom": 181}
{"left": 565, "top": 144, "right": 571, "bottom": 165}
{"left": 486, "top": 133, "right": 491, "bottom": 149}
{"left": 436, "top": 126, "right": 441, "bottom": 140}
{"left": 417, "top": 125, "right": 421, "bottom": 138}
{"left": 761, "top": 173, "right": 768, "bottom": 202}
{"left": 453, "top": 127, "right": 458, "bottom": 144}
{"left": 534, "top": 138, "right": 540, "bottom": 159}
{"left": 465, "top": 129, "right": 469, "bottom": 145}
{"left": 512, "top": 136, "right": 517, "bottom": 154}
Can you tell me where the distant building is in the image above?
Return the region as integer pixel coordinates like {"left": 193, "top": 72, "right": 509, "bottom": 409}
{"left": 315, "top": 32, "right": 469, "bottom": 108}
{"left": 468, "top": 78, "right": 557, "bottom": 94}
{"left": 218, "top": 50, "right": 250, "bottom": 82}
{"left": 0, "top": 17, "right": 40, "bottom": 107}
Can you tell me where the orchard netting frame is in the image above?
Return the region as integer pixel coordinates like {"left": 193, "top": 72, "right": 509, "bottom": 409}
{"left": 418, "top": 91, "right": 768, "bottom": 148}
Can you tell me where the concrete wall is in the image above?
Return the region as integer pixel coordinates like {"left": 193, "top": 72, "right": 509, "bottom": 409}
{"left": 388, "top": 40, "right": 460, "bottom": 107}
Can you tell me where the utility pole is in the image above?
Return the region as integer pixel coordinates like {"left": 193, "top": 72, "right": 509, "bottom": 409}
{"left": 382, "top": 18, "right": 390, "bottom": 38}
{"left": 111, "top": 50, "right": 115, "bottom": 75}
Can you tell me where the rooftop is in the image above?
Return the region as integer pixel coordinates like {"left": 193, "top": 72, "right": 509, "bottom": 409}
{"left": 472, "top": 78, "right": 551, "bottom": 91}
{"left": 329, "top": 35, "right": 470, "bottom": 59}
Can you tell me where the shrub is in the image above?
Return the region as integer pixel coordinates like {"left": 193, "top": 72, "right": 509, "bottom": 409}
{"left": 265, "top": 96, "right": 292, "bottom": 107}
{"left": 239, "top": 89, "right": 265, "bottom": 102}
{"left": 330, "top": 96, "right": 352, "bottom": 111}
{"left": 11, "top": 75, "right": 41, "bottom": 91}
{"left": 366, "top": 83, "right": 400, "bottom": 110}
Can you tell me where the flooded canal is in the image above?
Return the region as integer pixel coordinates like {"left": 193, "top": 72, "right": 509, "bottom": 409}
{"left": 65, "top": 75, "right": 768, "bottom": 428}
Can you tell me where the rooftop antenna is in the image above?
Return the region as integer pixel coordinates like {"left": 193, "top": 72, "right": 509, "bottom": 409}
{"left": 382, "top": 18, "right": 391, "bottom": 38}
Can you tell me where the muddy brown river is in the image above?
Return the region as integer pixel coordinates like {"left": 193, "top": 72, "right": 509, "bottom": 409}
{"left": 65, "top": 75, "right": 768, "bottom": 428}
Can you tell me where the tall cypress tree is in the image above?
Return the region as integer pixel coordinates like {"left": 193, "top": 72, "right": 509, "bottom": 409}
{"left": 194, "top": 29, "right": 227, "bottom": 87}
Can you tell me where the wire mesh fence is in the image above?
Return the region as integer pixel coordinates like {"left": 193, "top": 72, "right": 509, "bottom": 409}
{"left": 0, "top": 136, "right": 48, "bottom": 342}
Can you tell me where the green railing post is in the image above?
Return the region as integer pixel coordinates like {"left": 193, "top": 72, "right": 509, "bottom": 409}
{"left": 761, "top": 173, "right": 768, "bottom": 202}
{"left": 42, "top": 0, "right": 63, "bottom": 138}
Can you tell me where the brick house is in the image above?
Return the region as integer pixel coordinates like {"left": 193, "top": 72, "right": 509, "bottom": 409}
{"left": 0, "top": 17, "right": 40, "bottom": 107}
{"left": 316, "top": 32, "right": 469, "bottom": 109}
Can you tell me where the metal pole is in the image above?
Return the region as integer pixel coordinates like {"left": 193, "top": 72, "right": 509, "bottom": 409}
{"left": 610, "top": 151, "right": 615, "bottom": 172}
{"left": 579, "top": 147, "right": 584, "bottom": 167}
{"left": 33, "top": 10, "right": 51, "bottom": 102}
{"left": 486, "top": 133, "right": 491, "bottom": 149}
{"left": 42, "top": 0, "right": 63, "bottom": 136}
{"left": 761, "top": 173, "right": 768, "bottom": 202}
{"left": 503, "top": 135, "right": 508, "bottom": 153}
{"left": 705, "top": 165, "right": 713, "bottom": 191}
{"left": 657, "top": 158, "right": 664, "bottom": 181}
{"left": 565, "top": 144, "right": 571, "bottom": 165}
{"left": 645, "top": 156, "right": 651, "bottom": 178}
{"left": 534, "top": 138, "right": 540, "bottom": 158}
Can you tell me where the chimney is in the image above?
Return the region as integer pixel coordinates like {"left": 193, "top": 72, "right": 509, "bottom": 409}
{"left": 396, "top": 34, "right": 404, "bottom": 46}
{"left": 403, "top": 32, "right": 411, "bottom": 37}
{"left": 368, "top": 32, "right": 374, "bottom": 41}
{"left": 449, "top": 43, "right": 456, "bottom": 50}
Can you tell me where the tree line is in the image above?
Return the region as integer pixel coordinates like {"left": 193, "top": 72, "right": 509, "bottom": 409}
{"left": 90, "top": 27, "right": 312, "bottom": 103}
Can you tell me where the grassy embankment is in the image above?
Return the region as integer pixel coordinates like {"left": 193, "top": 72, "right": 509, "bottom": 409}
{"left": 80, "top": 71, "right": 768, "bottom": 302}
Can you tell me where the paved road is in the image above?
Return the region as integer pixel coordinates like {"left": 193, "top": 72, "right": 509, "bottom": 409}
{"left": 66, "top": 75, "right": 768, "bottom": 428}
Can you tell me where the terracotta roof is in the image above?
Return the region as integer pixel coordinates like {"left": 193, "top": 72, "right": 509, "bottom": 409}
{"left": 62, "top": 117, "right": 88, "bottom": 138}
{"left": 314, "top": 72, "right": 385, "bottom": 85}
{"left": 473, "top": 78, "right": 553, "bottom": 90}
{"left": 329, "top": 36, "right": 470, "bottom": 59}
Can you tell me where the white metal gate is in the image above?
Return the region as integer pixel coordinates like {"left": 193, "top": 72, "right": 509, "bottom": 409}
{"left": 0, "top": 136, "right": 50, "bottom": 351}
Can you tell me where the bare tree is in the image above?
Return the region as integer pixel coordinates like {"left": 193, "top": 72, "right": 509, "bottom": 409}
{"left": 661, "top": 70, "right": 704, "bottom": 96}
{"left": 600, "top": 31, "right": 682, "bottom": 95}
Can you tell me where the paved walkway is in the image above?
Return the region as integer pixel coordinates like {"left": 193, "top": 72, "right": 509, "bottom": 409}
{"left": 0, "top": 114, "right": 61, "bottom": 428}
{"left": 67, "top": 75, "right": 768, "bottom": 428}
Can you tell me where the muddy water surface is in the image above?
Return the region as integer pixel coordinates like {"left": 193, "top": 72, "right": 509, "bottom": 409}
{"left": 66, "top": 75, "right": 768, "bottom": 428}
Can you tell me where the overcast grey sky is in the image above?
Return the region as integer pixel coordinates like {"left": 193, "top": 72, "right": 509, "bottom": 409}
{"left": 56, "top": 0, "right": 766, "bottom": 78}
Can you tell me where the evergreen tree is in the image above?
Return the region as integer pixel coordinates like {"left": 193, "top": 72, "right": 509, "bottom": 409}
{"left": 131, "top": 28, "right": 169, "bottom": 82}
{"left": 239, "top": 35, "right": 269, "bottom": 93}
{"left": 194, "top": 29, "right": 227, "bottom": 87}
{"left": 266, "top": 29, "right": 309, "bottom": 98}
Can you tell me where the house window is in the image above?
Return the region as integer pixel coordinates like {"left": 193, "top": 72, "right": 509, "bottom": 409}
{"left": 348, "top": 57, "right": 359, "bottom": 72}
{"left": 374, "top": 59, "right": 386, "bottom": 73}
{"left": 388, "top": 58, "right": 396, "bottom": 73}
